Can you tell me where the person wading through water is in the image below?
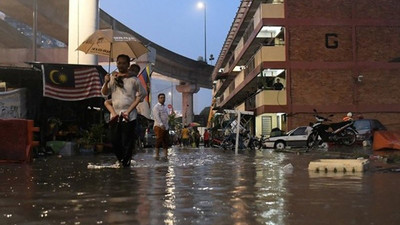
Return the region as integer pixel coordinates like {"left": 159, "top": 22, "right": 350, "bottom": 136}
{"left": 101, "top": 54, "right": 146, "bottom": 167}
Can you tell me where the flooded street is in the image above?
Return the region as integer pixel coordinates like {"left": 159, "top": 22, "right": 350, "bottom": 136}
{"left": 1, "top": 146, "right": 400, "bottom": 225}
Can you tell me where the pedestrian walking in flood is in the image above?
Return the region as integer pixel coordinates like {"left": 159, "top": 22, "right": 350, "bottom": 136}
{"left": 101, "top": 54, "right": 146, "bottom": 167}
{"left": 203, "top": 129, "right": 210, "bottom": 147}
{"left": 152, "top": 93, "right": 170, "bottom": 159}
{"left": 192, "top": 127, "right": 200, "bottom": 148}
{"left": 181, "top": 125, "right": 190, "bottom": 147}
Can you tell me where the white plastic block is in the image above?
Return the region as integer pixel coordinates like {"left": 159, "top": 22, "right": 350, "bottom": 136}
{"left": 308, "top": 159, "right": 369, "bottom": 173}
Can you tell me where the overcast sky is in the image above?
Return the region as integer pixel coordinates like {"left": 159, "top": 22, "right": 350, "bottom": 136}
{"left": 100, "top": 0, "right": 240, "bottom": 114}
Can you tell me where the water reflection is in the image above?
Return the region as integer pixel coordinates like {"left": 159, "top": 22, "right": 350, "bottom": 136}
{"left": 1, "top": 147, "right": 400, "bottom": 224}
{"left": 254, "top": 150, "right": 288, "bottom": 225}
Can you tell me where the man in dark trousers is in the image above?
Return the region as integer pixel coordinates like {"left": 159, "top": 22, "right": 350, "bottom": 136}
{"left": 101, "top": 54, "right": 146, "bottom": 167}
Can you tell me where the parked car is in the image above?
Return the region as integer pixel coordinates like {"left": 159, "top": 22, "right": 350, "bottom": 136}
{"left": 263, "top": 126, "right": 327, "bottom": 150}
{"left": 353, "top": 119, "right": 386, "bottom": 142}
{"left": 264, "top": 126, "right": 307, "bottom": 150}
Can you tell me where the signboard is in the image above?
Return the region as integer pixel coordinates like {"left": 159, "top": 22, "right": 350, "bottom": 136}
{"left": 0, "top": 88, "right": 27, "bottom": 118}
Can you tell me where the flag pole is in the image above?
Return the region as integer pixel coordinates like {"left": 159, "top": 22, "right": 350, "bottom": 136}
{"left": 108, "top": 43, "right": 112, "bottom": 73}
{"left": 108, "top": 58, "right": 111, "bottom": 73}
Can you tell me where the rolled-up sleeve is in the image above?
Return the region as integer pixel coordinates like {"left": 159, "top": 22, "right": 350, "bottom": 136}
{"left": 101, "top": 80, "right": 111, "bottom": 97}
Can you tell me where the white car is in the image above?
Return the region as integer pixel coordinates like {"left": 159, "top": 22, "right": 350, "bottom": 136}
{"left": 263, "top": 126, "right": 327, "bottom": 150}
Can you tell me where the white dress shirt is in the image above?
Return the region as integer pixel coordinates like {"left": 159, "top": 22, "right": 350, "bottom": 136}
{"left": 102, "top": 76, "right": 146, "bottom": 121}
{"left": 152, "top": 102, "right": 169, "bottom": 130}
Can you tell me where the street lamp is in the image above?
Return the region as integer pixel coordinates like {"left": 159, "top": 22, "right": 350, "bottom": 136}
{"left": 170, "top": 82, "right": 174, "bottom": 108}
{"left": 197, "top": 2, "right": 207, "bottom": 64}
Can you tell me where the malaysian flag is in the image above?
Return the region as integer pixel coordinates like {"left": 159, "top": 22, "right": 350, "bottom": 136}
{"left": 41, "top": 64, "right": 106, "bottom": 101}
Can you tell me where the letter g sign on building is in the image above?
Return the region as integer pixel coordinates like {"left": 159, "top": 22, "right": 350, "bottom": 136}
{"left": 325, "top": 33, "right": 338, "bottom": 49}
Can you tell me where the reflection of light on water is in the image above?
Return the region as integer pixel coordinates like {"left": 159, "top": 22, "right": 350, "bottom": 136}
{"left": 308, "top": 171, "right": 363, "bottom": 179}
{"left": 227, "top": 153, "right": 287, "bottom": 224}
{"left": 164, "top": 155, "right": 176, "bottom": 225}
{"left": 254, "top": 150, "right": 287, "bottom": 224}
{"left": 40, "top": 210, "right": 49, "bottom": 217}
{"left": 229, "top": 156, "right": 248, "bottom": 222}
{"left": 308, "top": 171, "right": 364, "bottom": 192}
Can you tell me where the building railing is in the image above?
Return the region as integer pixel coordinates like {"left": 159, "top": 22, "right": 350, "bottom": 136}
{"left": 254, "top": 45, "right": 286, "bottom": 65}
{"left": 255, "top": 89, "right": 286, "bottom": 107}
{"left": 253, "top": 3, "right": 285, "bottom": 27}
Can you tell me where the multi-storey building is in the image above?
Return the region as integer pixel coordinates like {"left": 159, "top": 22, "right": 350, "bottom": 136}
{"left": 211, "top": 0, "right": 400, "bottom": 136}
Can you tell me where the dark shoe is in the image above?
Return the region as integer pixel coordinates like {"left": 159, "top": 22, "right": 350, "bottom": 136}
{"left": 122, "top": 159, "right": 131, "bottom": 168}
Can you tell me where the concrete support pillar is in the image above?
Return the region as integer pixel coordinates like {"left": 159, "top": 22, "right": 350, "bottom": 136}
{"left": 176, "top": 83, "right": 200, "bottom": 126}
{"left": 68, "top": 0, "right": 99, "bottom": 65}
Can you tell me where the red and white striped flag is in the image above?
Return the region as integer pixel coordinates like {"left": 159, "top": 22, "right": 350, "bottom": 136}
{"left": 41, "top": 64, "right": 106, "bottom": 101}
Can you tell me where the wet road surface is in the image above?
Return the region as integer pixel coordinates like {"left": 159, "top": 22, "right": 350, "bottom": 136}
{"left": 1, "top": 146, "right": 400, "bottom": 225}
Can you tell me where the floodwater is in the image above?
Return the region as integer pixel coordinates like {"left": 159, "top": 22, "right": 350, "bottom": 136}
{"left": 1, "top": 146, "right": 400, "bottom": 225}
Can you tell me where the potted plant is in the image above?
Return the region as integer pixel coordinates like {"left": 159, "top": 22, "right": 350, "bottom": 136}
{"left": 47, "top": 117, "right": 62, "bottom": 141}
{"left": 78, "top": 129, "right": 95, "bottom": 152}
{"left": 89, "top": 123, "right": 106, "bottom": 152}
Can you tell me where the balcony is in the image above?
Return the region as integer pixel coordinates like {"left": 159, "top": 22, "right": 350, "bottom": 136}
{"left": 255, "top": 89, "right": 286, "bottom": 108}
{"left": 254, "top": 45, "right": 286, "bottom": 65}
{"left": 234, "top": 70, "right": 245, "bottom": 89}
{"left": 253, "top": 3, "right": 285, "bottom": 27}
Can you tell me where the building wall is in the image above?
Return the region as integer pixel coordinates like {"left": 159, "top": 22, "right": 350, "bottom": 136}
{"left": 214, "top": 0, "right": 400, "bottom": 134}
{"left": 286, "top": 0, "right": 352, "bottom": 19}
{"left": 289, "top": 26, "right": 353, "bottom": 62}
{"left": 291, "top": 69, "right": 353, "bottom": 106}
{"left": 357, "top": 69, "right": 400, "bottom": 105}
{"left": 287, "top": 0, "right": 400, "bottom": 20}
{"left": 354, "top": 0, "right": 400, "bottom": 20}
{"left": 357, "top": 26, "right": 400, "bottom": 62}
{"left": 292, "top": 69, "right": 400, "bottom": 107}
{"left": 284, "top": 0, "right": 400, "bottom": 131}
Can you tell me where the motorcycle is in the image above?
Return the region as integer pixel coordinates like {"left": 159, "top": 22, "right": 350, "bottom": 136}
{"left": 211, "top": 137, "right": 223, "bottom": 148}
{"left": 221, "top": 133, "right": 242, "bottom": 150}
{"left": 242, "top": 130, "right": 258, "bottom": 151}
{"left": 306, "top": 109, "right": 357, "bottom": 148}
{"left": 212, "top": 130, "right": 258, "bottom": 151}
{"left": 210, "top": 134, "right": 235, "bottom": 150}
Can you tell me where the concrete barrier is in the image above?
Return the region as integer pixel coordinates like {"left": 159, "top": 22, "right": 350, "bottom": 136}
{"left": 0, "top": 119, "right": 39, "bottom": 163}
{"left": 308, "top": 159, "right": 369, "bottom": 173}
